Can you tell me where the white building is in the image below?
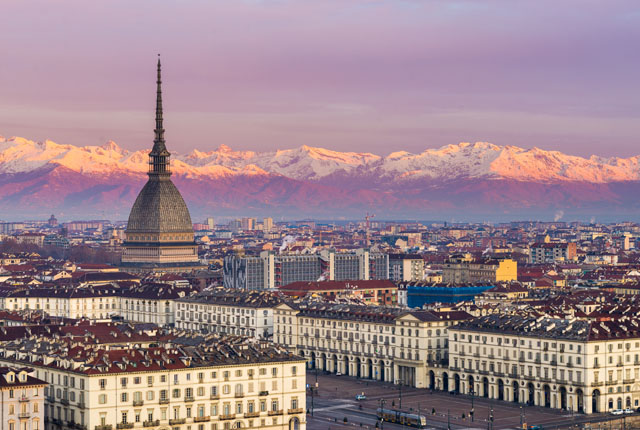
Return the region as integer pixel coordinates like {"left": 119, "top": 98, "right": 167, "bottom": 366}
{"left": 448, "top": 314, "right": 640, "bottom": 414}
{"left": 0, "top": 336, "right": 306, "bottom": 430}
{"left": 274, "top": 302, "right": 471, "bottom": 388}
{"left": 175, "top": 290, "right": 282, "bottom": 338}
{"left": 0, "top": 367, "right": 47, "bottom": 430}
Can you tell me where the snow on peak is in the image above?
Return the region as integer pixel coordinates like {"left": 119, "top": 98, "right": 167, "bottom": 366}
{"left": 1, "top": 136, "right": 639, "bottom": 183}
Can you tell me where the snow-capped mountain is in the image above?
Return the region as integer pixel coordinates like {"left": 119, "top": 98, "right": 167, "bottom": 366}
{"left": 1, "top": 135, "right": 640, "bottom": 220}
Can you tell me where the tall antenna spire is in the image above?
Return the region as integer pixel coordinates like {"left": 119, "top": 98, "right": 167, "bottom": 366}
{"left": 153, "top": 54, "right": 166, "bottom": 149}
{"left": 149, "top": 55, "right": 171, "bottom": 177}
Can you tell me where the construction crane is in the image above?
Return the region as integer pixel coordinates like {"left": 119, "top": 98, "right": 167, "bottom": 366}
{"left": 365, "top": 212, "right": 376, "bottom": 230}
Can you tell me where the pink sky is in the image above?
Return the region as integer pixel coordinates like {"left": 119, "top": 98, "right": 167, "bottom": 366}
{"left": 1, "top": 0, "right": 639, "bottom": 156}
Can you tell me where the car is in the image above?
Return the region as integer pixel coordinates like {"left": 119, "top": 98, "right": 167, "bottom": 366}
{"left": 528, "top": 426, "right": 542, "bottom": 430}
{"left": 336, "top": 372, "right": 343, "bottom": 376}
{"left": 355, "top": 394, "right": 367, "bottom": 400}
{"left": 611, "top": 409, "right": 624, "bottom": 415}
{"left": 624, "top": 408, "right": 634, "bottom": 414}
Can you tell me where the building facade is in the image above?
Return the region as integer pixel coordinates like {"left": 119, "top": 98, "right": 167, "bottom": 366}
{"left": 121, "top": 59, "right": 203, "bottom": 274}
{"left": 274, "top": 302, "right": 470, "bottom": 388}
{"left": 0, "top": 337, "right": 306, "bottom": 430}
{"left": 447, "top": 314, "right": 640, "bottom": 414}
{"left": 0, "top": 367, "right": 47, "bottom": 430}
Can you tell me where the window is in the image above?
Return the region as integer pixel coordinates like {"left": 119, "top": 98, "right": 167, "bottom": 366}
{"left": 99, "top": 394, "right": 107, "bottom": 404}
{"left": 121, "top": 393, "right": 128, "bottom": 402}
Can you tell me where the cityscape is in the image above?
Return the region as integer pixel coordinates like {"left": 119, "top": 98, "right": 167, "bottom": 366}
{"left": 2, "top": 1, "right": 640, "bottom": 430}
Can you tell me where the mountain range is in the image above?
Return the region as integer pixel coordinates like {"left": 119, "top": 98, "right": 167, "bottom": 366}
{"left": 1, "top": 135, "right": 639, "bottom": 221}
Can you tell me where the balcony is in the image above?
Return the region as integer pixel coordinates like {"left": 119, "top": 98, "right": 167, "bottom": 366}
{"left": 46, "top": 395, "right": 55, "bottom": 403}
{"left": 194, "top": 416, "right": 211, "bottom": 423}
{"left": 184, "top": 396, "right": 195, "bottom": 402}
{"left": 18, "top": 396, "right": 29, "bottom": 402}
{"left": 605, "top": 380, "right": 617, "bottom": 386}
{"left": 159, "top": 398, "right": 170, "bottom": 404}
{"left": 590, "top": 381, "right": 603, "bottom": 387}
{"left": 288, "top": 408, "right": 304, "bottom": 414}
{"left": 61, "top": 398, "right": 70, "bottom": 406}
{"left": 168, "top": 419, "right": 186, "bottom": 425}
{"left": 624, "top": 378, "right": 635, "bottom": 384}
{"left": 268, "top": 410, "right": 284, "bottom": 416}
{"left": 95, "top": 426, "right": 113, "bottom": 430}
{"left": 133, "top": 400, "right": 144, "bottom": 407}
{"left": 617, "top": 362, "right": 624, "bottom": 367}
{"left": 18, "top": 412, "right": 30, "bottom": 419}
{"left": 244, "top": 412, "right": 261, "bottom": 418}
{"left": 78, "top": 402, "right": 86, "bottom": 409}
{"left": 143, "top": 420, "right": 160, "bottom": 428}
{"left": 210, "top": 394, "right": 220, "bottom": 400}
{"left": 219, "top": 414, "right": 236, "bottom": 421}
{"left": 259, "top": 391, "right": 269, "bottom": 396}
{"left": 116, "top": 424, "right": 134, "bottom": 430}
{"left": 235, "top": 392, "right": 245, "bottom": 398}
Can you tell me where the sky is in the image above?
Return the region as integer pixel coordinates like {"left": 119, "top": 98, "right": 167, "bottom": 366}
{"left": 1, "top": 0, "right": 639, "bottom": 157}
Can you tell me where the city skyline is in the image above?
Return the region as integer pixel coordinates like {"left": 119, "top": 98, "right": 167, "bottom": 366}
{"left": 2, "top": 0, "right": 639, "bottom": 157}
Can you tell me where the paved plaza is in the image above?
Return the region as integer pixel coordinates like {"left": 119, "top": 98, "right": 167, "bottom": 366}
{"left": 305, "top": 372, "right": 640, "bottom": 430}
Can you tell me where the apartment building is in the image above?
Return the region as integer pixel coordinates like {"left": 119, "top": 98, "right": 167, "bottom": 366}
{"left": 448, "top": 314, "right": 640, "bottom": 414}
{"left": 530, "top": 242, "right": 578, "bottom": 264}
{"left": 0, "top": 283, "right": 198, "bottom": 325}
{"left": 0, "top": 367, "right": 47, "bottom": 430}
{"left": 0, "top": 336, "right": 306, "bottom": 430}
{"left": 274, "top": 302, "right": 470, "bottom": 388}
{"left": 175, "top": 290, "right": 282, "bottom": 338}
{"left": 120, "top": 283, "right": 199, "bottom": 326}
{"left": 223, "top": 249, "right": 389, "bottom": 291}
{"left": 389, "top": 254, "right": 424, "bottom": 282}
{"left": 442, "top": 254, "right": 517, "bottom": 284}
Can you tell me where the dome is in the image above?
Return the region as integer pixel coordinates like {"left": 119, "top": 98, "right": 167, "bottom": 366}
{"left": 126, "top": 179, "right": 193, "bottom": 234}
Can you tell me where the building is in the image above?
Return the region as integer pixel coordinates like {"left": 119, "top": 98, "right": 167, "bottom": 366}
{"left": 274, "top": 302, "right": 471, "bottom": 388}
{"left": 15, "top": 233, "right": 45, "bottom": 248}
{"left": 120, "top": 283, "right": 199, "bottom": 326}
{"left": 397, "top": 282, "right": 495, "bottom": 307}
{"left": 175, "top": 290, "right": 282, "bottom": 338}
{"left": 389, "top": 254, "right": 424, "bottom": 282}
{"left": 442, "top": 254, "right": 517, "bottom": 283}
{"left": 0, "top": 336, "right": 306, "bottom": 430}
{"left": 121, "top": 59, "right": 203, "bottom": 274}
{"left": 447, "top": 314, "right": 640, "bottom": 414}
{"left": 279, "top": 280, "right": 397, "bottom": 306}
{"left": 530, "top": 242, "right": 578, "bottom": 264}
{"left": 0, "top": 366, "right": 47, "bottom": 430}
{"left": 224, "top": 249, "right": 389, "bottom": 291}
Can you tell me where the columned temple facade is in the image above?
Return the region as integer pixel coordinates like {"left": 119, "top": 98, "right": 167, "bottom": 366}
{"left": 121, "top": 58, "right": 203, "bottom": 273}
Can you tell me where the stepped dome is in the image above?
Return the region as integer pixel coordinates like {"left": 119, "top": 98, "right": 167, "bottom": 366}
{"left": 126, "top": 180, "right": 193, "bottom": 234}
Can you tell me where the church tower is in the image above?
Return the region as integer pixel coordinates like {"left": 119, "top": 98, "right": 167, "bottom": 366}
{"left": 121, "top": 57, "right": 202, "bottom": 273}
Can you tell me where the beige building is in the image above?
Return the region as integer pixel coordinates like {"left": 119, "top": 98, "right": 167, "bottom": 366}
{"left": 448, "top": 314, "right": 640, "bottom": 414}
{"left": 442, "top": 254, "right": 517, "bottom": 284}
{"left": 274, "top": 302, "right": 470, "bottom": 388}
{"left": 0, "top": 337, "right": 306, "bottom": 430}
{"left": 0, "top": 367, "right": 47, "bottom": 430}
{"left": 175, "top": 290, "right": 282, "bottom": 338}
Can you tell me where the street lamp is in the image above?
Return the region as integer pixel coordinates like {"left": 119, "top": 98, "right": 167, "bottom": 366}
{"left": 470, "top": 387, "right": 475, "bottom": 422}
{"left": 378, "top": 398, "right": 386, "bottom": 430}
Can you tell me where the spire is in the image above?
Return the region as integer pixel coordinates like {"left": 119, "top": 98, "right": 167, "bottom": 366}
{"left": 149, "top": 55, "right": 171, "bottom": 177}
{"left": 152, "top": 54, "right": 167, "bottom": 154}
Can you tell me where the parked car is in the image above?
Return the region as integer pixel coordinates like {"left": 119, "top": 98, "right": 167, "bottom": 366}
{"left": 611, "top": 409, "right": 624, "bottom": 415}
{"left": 355, "top": 394, "right": 367, "bottom": 400}
{"left": 624, "top": 408, "right": 634, "bottom": 414}
{"left": 336, "top": 372, "right": 343, "bottom": 376}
